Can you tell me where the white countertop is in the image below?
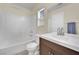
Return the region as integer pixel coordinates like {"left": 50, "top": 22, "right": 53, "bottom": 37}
{"left": 39, "top": 32, "right": 79, "bottom": 52}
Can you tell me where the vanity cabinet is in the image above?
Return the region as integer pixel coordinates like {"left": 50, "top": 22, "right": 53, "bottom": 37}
{"left": 39, "top": 37, "right": 79, "bottom": 55}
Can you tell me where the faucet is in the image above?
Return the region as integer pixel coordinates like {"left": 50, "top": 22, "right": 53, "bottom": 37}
{"left": 57, "top": 27, "right": 64, "bottom": 35}
{"left": 61, "top": 27, "right": 64, "bottom": 35}
{"left": 57, "top": 27, "right": 60, "bottom": 35}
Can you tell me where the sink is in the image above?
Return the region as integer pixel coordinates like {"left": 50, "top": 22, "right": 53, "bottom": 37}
{"left": 41, "top": 32, "right": 79, "bottom": 43}
{"left": 48, "top": 32, "right": 79, "bottom": 46}
{"left": 40, "top": 32, "right": 79, "bottom": 52}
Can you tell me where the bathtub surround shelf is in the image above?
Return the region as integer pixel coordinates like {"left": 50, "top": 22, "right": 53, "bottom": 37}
{"left": 39, "top": 32, "right": 79, "bottom": 55}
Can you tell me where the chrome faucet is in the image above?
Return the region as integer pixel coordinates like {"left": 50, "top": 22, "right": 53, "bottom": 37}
{"left": 57, "top": 27, "right": 64, "bottom": 35}
{"left": 60, "top": 27, "right": 64, "bottom": 35}
{"left": 57, "top": 27, "right": 60, "bottom": 35}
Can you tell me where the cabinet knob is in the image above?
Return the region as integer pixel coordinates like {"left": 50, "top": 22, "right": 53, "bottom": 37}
{"left": 48, "top": 52, "right": 54, "bottom": 55}
{"left": 48, "top": 52, "right": 51, "bottom": 55}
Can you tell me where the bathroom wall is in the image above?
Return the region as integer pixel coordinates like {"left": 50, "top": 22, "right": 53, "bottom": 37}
{"left": 49, "top": 4, "right": 79, "bottom": 34}
{"left": 64, "top": 4, "right": 79, "bottom": 34}
{"left": 32, "top": 4, "right": 49, "bottom": 34}
{"left": 48, "top": 12, "right": 64, "bottom": 32}
{"left": 0, "top": 4, "right": 36, "bottom": 50}
{"left": 40, "top": 4, "right": 79, "bottom": 34}
{"left": 37, "top": 9, "right": 48, "bottom": 34}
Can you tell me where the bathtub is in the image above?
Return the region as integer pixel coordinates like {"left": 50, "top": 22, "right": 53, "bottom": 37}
{"left": 0, "top": 37, "right": 35, "bottom": 55}
{"left": 0, "top": 9, "right": 37, "bottom": 55}
{"left": 0, "top": 26, "right": 37, "bottom": 55}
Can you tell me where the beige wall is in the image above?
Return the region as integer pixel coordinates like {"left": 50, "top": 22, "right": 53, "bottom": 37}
{"left": 32, "top": 5, "right": 48, "bottom": 34}
{"left": 0, "top": 4, "right": 31, "bottom": 16}
{"left": 64, "top": 4, "right": 79, "bottom": 34}
{"left": 38, "top": 4, "right": 79, "bottom": 34}
{"left": 37, "top": 9, "right": 49, "bottom": 34}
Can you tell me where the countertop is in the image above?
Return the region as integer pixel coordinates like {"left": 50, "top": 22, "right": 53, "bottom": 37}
{"left": 39, "top": 32, "right": 79, "bottom": 52}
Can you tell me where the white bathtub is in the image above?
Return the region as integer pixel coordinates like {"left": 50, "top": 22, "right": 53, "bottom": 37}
{"left": 0, "top": 37, "right": 35, "bottom": 55}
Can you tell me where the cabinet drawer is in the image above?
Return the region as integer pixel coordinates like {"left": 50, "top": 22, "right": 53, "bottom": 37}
{"left": 40, "top": 37, "right": 79, "bottom": 55}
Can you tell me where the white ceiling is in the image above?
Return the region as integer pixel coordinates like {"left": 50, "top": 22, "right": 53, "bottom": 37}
{"left": 12, "top": 3, "right": 58, "bottom": 11}
{"left": 12, "top": 3, "right": 38, "bottom": 10}
{"left": 10, "top": 3, "right": 68, "bottom": 11}
{"left": 37, "top": 3, "right": 58, "bottom": 9}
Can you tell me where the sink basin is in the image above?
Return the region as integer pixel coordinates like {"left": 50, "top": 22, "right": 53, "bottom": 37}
{"left": 46, "top": 32, "right": 79, "bottom": 46}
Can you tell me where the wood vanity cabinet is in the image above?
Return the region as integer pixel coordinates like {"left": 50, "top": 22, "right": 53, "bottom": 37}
{"left": 39, "top": 37, "right": 79, "bottom": 55}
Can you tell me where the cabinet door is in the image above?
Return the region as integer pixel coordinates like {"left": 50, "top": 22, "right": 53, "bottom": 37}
{"left": 40, "top": 38, "right": 79, "bottom": 55}
{"left": 40, "top": 43, "right": 52, "bottom": 55}
{"left": 53, "top": 50, "right": 64, "bottom": 55}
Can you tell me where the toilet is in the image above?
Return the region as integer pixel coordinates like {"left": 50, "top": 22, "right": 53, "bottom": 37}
{"left": 26, "top": 42, "right": 38, "bottom": 55}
